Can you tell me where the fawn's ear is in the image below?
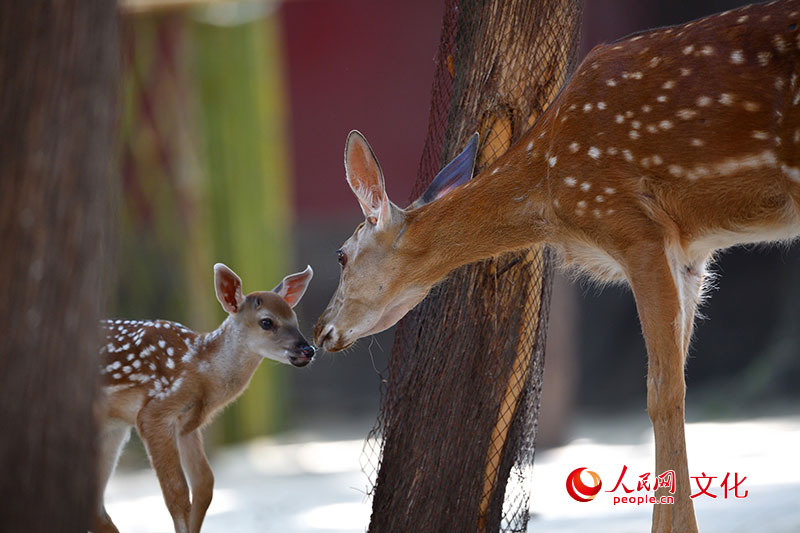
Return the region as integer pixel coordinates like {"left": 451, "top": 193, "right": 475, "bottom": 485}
{"left": 413, "top": 132, "right": 479, "bottom": 208}
{"left": 273, "top": 265, "right": 313, "bottom": 308}
{"left": 214, "top": 263, "right": 245, "bottom": 314}
{"left": 345, "top": 130, "right": 391, "bottom": 227}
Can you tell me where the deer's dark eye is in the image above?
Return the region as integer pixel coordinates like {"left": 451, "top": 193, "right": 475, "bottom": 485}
{"left": 337, "top": 249, "right": 348, "bottom": 267}
{"left": 260, "top": 318, "right": 274, "bottom": 330}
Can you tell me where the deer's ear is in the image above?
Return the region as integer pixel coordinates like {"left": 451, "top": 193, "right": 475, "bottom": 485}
{"left": 214, "top": 263, "right": 245, "bottom": 314}
{"left": 413, "top": 132, "right": 479, "bottom": 208}
{"left": 273, "top": 265, "right": 313, "bottom": 308}
{"left": 345, "top": 130, "right": 391, "bottom": 227}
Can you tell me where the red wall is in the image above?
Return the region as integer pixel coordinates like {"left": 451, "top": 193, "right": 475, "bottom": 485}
{"left": 280, "top": 0, "right": 445, "bottom": 218}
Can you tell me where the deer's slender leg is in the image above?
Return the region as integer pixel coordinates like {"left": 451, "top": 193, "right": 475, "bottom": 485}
{"left": 625, "top": 243, "right": 699, "bottom": 533}
{"left": 93, "top": 420, "right": 131, "bottom": 533}
{"left": 137, "top": 407, "right": 190, "bottom": 533}
{"left": 178, "top": 429, "right": 214, "bottom": 533}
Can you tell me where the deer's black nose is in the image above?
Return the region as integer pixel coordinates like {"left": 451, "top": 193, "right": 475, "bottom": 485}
{"left": 298, "top": 342, "right": 316, "bottom": 358}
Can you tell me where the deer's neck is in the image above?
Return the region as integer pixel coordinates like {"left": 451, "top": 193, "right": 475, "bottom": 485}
{"left": 402, "top": 140, "right": 551, "bottom": 287}
{"left": 201, "top": 317, "right": 262, "bottom": 393}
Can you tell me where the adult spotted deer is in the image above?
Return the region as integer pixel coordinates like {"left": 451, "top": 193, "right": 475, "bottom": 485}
{"left": 315, "top": 1, "right": 800, "bottom": 530}
{"left": 94, "top": 264, "right": 315, "bottom": 533}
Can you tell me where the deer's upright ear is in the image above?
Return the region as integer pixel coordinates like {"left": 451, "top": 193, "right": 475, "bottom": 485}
{"left": 214, "top": 263, "right": 245, "bottom": 314}
{"left": 273, "top": 265, "right": 313, "bottom": 308}
{"left": 345, "top": 130, "right": 391, "bottom": 227}
{"left": 412, "top": 132, "right": 479, "bottom": 208}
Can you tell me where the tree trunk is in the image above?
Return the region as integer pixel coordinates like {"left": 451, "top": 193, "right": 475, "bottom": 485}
{"left": 0, "top": 2, "right": 118, "bottom": 531}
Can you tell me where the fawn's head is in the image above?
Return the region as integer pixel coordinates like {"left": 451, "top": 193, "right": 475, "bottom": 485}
{"left": 315, "top": 130, "right": 478, "bottom": 352}
{"left": 215, "top": 263, "right": 316, "bottom": 367}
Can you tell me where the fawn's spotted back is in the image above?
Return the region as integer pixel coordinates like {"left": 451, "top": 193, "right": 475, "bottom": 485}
{"left": 99, "top": 319, "right": 210, "bottom": 399}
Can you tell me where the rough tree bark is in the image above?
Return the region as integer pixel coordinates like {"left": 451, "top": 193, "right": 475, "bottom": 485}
{"left": 0, "top": 2, "right": 118, "bottom": 531}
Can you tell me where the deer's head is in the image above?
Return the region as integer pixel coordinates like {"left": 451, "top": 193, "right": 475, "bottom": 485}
{"left": 314, "top": 130, "right": 478, "bottom": 352}
{"left": 215, "top": 263, "right": 316, "bottom": 366}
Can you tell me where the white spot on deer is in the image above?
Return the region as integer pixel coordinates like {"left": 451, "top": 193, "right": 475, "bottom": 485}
{"left": 730, "top": 50, "right": 745, "bottom": 64}
{"left": 526, "top": 141, "right": 534, "bottom": 152}
{"left": 606, "top": 208, "right": 616, "bottom": 215}
{"left": 641, "top": 157, "right": 652, "bottom": 168}
{"left": 782, "top": 165, "right": 800, "bottom": 182}
{"left": 604, "top": 187, "right": 617, "bottom": 195}
{"left": 575, "top": 209, "right": 585, "bottom": 217}
{"left": 752, "top": 130, "right": 770, "bottom": 140}
{"left": 712, "top": 150, "right": 777, "bottom": 176}
{"left": 580, "top": 182, "right": 591, "bottom": 192}
{"left": 631, "top": 120, "right": 642, "bottom": 130}
{"left": 683, "top": 45, "right": 695, "bottom": 55}
{"left": 699, "top": 45, "right": 715, "bottom": 56}
{"left": 126, "top": 353, "right": 134, "bottom": 361}
{"left": 154, "top": 322, "right": 161, "bottom": 329}
{"left": 592, "top": 209, "right": 602, "bottom": 218}
{"left": 166, "top": 347, "right": 175, "bottom": 357}
{"left": 595, "top": 195, "right": 605, "bottom": 203}
{"left": 548, "top": 156, "right": 558, "bottom": 167}
{"left": 607, "top": 147, "right": 618, "bottom": 156}
{"left": 606, "top": 79, "right": 617, "bottom": 87}
{"left": 629, "top": 130, "right": 640, "bottom": 140}
{"left": 583, "top": 103, "right": 593, "bottom": 112}
{"left": 649, "top": 57, "right": 662, "bottom": 68}
{"left": 623, "top": 150, "right": 634, "bottom": 162}
{"left": 122, "top": 365, "right": 131, "bottom": 374}
{"left": 652, "top": 155, "right": 663, "bottom": 166}
{"left": 680, "top": 68, "right": 692, "bottom": 77}
{"left": 112, "top": 373, "right": 122, "bottom": 380}
{"left": 149, "top": 362, "right": 156, "bottom": 371}
{"left": 697, "top": 96, "right": 713, "bottom": 107}
{"left": 737, "top": 15, "right": 748, "bottom": 23}
{"left": 646, "top": 124, "right": 658, "bottom": 134}
{"left": 662, "top": 80, "right": 676, "bottom": 90}
{"left": 691, "top": 138, "right": 705, "bottom": 147}
{"left": 761, "top": 14, "right": 771, "bottom": 22}
{"left": 656, "top": 95, "right": 669, "bottom": 103}
{"left": 553, "top": 198, "right": 560, "bottom": 209}
{"left": 774, "top": 34, "right": 789, "bottom": 53}
{"left": 757, "top": 51, "right": 772, "bottom": 66}
{"left": 577, "top": 200, "right": 587, "bottom": 209}
{"left": 491, "top": 168, "right": 499, "bottom": 175}
{"left": 641, "top": 104, "right": 652, "bottom": 113}
{"left": 597, "top": 101, "right": 607, "bottom": 110}
{"left": 588, "top": 147, "right": 601, "bottom": 159}
{"left": 677, "top": 108, "right": 697, "bottom": 120}
{"left": 624, "top": 110, "right": 634, "bottom": 119}
{"left": 718, "top": 93, "right": 735, "bottom": 106}
{"left": 569, "top": 142, "right": 580, "bottom": 153}
{"left": 132, "top": 359, "right": 141, "bottom": 369}
{"left": 158, "top": 339, "right": 166, "bottom": 348}
{"left": 669, "top": 165, "right": 684, "bottom": 177}
{"left": 564, "top": 177, "right": 577, "bottom": 187}
{"left": 794, "top": 130, "right": 800, "bottom": 144}
{"left": 166, "top": 358, "right": 175, "bottom": 369}
{"left": 743, "top": 101, "right": 760, "bottom": 112}
{"left": 659, "top": 120, "right": 674, "bottom": 130}
{"left": 615, "top": 114, "right": 625, "bottom": 124}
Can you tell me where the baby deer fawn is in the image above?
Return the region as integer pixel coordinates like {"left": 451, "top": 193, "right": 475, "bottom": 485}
{"left": 316, "top": 1, "right": 800, "bottom": 531}
{"left": 94, "top": 264, "right": 314, "bottom": 533}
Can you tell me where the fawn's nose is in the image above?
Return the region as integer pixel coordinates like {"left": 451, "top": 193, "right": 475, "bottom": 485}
{"left": 298, "top": 342, "right": 316, "bottom": 358}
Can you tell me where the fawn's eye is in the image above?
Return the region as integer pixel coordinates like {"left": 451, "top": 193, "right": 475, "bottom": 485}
{"left": 260, "top": 318, "right": 274, "bottom": 330}
{"left": 337, "top": 249, "right": 348, "bottom": 267}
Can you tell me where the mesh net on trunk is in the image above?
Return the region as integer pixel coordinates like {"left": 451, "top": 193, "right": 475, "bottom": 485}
{"left": 362, "top": 1, "right": 584, "bottom": 531}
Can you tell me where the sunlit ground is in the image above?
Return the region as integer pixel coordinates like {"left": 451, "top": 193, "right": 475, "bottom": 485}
{"left": 106, "top": 410, "right": 800, "bottom": 532}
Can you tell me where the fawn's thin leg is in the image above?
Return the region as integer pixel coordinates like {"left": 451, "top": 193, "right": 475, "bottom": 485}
{"left": 93, "top": 421, "right": 131, "bottom": 533}
{"left": 137, "top": 408, "right": 191, "bottom": 533}
{"left": 178, "top": 430, "right": 214, "bottom": 533}
{"left": 626, "top": 244, "right": 698, "bottom": 533}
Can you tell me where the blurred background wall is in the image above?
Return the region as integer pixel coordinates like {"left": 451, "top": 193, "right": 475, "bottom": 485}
{"left": 116, "top": 0, "right": 799, "bottom": 452}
